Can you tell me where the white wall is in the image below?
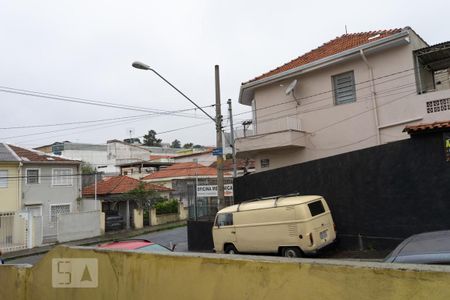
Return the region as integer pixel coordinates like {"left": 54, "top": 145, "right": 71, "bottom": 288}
{"left": 174, "top": 152, "right": 216, "bottom": 166}
{"left": 239, "top": 32, "right": 449, "bottom": 172}
{"left": 57, "top": 210, "right": 101, "bottom": 243}
{"left": 62, "top": 149, "right": 116, "bottom": 174}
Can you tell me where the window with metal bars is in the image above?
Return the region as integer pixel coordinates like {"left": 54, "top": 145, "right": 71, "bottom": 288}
{"left": 50, "top": 204, "right": 70, "bottom": 222}
{"left": 332, "top": 71, "right": 356, "bottom": 105}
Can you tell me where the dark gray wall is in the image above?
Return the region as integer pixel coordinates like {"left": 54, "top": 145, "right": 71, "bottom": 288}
{"left": 234, "top": 131, "right": 450, "bottom": 250}
{"left": 187, "top": 220, "right": 214, "bottom": 252}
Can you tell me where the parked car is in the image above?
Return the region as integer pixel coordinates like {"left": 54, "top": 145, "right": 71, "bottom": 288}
{"left": 384, "top": 230, "right": 450, "bottom": 264}
{"left": 212, "top": 194, "right": 336, "bottom": 257}
{"left": 97, "top": 239, "right": 174, "bottom": 253}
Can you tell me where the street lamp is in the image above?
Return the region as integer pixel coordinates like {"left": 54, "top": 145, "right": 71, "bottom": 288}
{"left": 132, "top": 61, "right": 226, "bottom": 211}
{"left": 132, "top": 61, "right": 215, "bottom": 123}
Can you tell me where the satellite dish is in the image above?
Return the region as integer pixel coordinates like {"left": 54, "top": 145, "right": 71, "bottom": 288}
{"left": 285, "top": 79, "right": 298, "bottom": 95}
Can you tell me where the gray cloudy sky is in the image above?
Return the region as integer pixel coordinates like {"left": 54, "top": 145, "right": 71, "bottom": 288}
{"left": 1, "top": 0, "right": 449, "bottom": 148}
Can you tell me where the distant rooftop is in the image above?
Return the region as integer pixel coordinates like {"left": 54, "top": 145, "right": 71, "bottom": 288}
{"left": 8, "top": 145, "right": 80, "bottom": 164}
{"left": 0, "top": 143, "right": 20, "bottom": 162}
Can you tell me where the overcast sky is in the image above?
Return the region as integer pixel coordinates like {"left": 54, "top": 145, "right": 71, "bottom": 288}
{"left": 1, "top": 0, "right": 449, "bottom": 148}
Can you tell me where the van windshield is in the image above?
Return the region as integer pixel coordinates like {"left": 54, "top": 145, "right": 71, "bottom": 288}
{"left": 215, "top": 213, "right": 233, "bottom": 226}
{"left": 308, "top": 200, "right": 325, "bottom": 216}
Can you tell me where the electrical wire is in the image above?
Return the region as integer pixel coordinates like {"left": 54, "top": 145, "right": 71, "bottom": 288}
{"left": 231, "top": 68, "right": 416, "bottom": 121}
{"left": 0, "top": 85, "right": 214, "bottom": 120}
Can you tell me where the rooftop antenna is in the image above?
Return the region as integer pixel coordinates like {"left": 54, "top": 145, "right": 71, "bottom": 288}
{"left": 126, "top": 128, "right": 135, "bottom": 141}
{"left": 345, "top": 25, "right": 348, "bottom": 34}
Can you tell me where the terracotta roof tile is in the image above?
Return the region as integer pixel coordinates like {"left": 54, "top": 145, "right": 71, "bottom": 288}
{"left": 142, "top": 162, "right": 217, "bottom": 180}
{"left": 8, "top": 144, "right": 80, "bottom": 163}
{"left": 245, "top": 29, "right": 403, "bottom": 84}
{"left": 83, "top": 176, "right": 172, "bottom": 196}
{"left": 403, "top": 120, "right": 450, "bottom": 134}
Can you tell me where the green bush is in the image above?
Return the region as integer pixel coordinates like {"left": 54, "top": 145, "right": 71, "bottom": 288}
{"left": 154, "top": 199, "right": 179, "bottom": 215}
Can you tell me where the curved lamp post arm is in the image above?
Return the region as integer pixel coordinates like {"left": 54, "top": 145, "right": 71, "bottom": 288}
{"left": 132, "top": 61, "right": 216, "bottom": 123}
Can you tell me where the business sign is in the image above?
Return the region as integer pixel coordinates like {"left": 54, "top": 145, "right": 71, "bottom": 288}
{"left": 445, "top": 133, "right": 450, "bottom": 162}
{"left": 52, "top": 143, "right": 64, "bottom": 156}
{"left": 197, "top": 184, "right": 233, "bottom": 197}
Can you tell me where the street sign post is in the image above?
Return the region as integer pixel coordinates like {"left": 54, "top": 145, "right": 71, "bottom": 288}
{"left": 212, "top": 147, "right": 223, "bottom": 156}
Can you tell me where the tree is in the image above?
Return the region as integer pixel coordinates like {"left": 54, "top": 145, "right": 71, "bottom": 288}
{"left": 123, "top": 182, "right": 164, "bottom": 210}
{"left": 81, "top": 163, "right": 96, "bottom": 189}
{"left": 193, "top": 144, "right": 203, "bottom": 149}
{"left": 183, "top": 142, "right": 194, "bottom": 149}
{"left": 143, "top": 130, "right": 162, "bottom": 147}
{"left": 171, "top": 139, "right": 181, "bottom": 148}
{"left": 81, "top": 162, "right": 95, "bottom": 174}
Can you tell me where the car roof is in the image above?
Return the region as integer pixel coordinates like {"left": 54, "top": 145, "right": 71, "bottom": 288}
{"left": 386, "top": 230, "right": 450, "bottom": 262}
{"left": 98, "top": 239, "right": 153, "bottom": 250}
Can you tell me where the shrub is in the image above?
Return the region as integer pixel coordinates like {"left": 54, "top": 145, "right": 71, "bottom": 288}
{"left": 154, "top": 199, "right": 179, "bottom": 215}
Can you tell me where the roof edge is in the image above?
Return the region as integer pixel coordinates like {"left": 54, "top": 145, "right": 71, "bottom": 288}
{"left": 239, "top": 29, "right": 410, "bottom": 105}
{"left": 3, "top": 143, "right": 21, "bottom": 162}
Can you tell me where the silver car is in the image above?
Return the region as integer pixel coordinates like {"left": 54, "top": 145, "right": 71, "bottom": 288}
{"left": 384, "top": 230, "right": 450, "bottom": 264}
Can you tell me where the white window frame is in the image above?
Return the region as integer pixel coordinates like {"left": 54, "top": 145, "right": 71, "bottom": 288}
{"left": 52, "top": 168, "right": 73, "bottom": 186}
{"left": 49, "top": 203, "right": 71, "bottom": 222}
{"left": 0, "top": 170, "right": 8, "bottom": 188}
{"left": 332, "top": 70, "right": 356, "bottom": 105}
{"left": 26, "top": 168, "right": 40, "bottom": 184}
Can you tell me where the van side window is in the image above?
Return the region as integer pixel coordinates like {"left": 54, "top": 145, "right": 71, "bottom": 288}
{"left": 216, "top": 213, "right": 233, "bottom": 226}
{"left": 308, "top": 200, "right": 325, "bottom": 216}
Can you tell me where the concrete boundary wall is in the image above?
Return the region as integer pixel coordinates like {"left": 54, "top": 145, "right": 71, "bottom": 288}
{"left": 2, "top": 246, "right": 450, "bottom": 299}
{"left": 57, "top": 211, "right": 101, "bottom": 243}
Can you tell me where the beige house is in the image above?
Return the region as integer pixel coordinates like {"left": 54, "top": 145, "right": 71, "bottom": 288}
{"left": 236, "top": 27, "right": 450, "bottom": 172}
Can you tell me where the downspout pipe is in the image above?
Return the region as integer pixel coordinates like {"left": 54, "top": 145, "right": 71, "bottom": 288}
{"left": 360, "top": 49, "right": 381, "bottom": 145}
{"left": 18, "top": 162, "right": 23, "bottom": 211}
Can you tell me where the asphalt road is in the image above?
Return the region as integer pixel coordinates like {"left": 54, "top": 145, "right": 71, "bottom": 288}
{"left": 6, "top": 226, "right": 188, "bottom": 265}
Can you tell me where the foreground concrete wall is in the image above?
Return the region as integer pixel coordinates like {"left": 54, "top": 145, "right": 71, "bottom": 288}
{"left": 2, "top": 246, "right": 450, "bottom": 299}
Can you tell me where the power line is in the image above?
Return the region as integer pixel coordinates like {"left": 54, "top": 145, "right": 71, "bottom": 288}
{"left": 238, "top": 89, "right": 418, "bottom": 150}
{"left": 1, "top": 115, "right": 151, "bottom": 140}
{"left": 231, "top": 68, "right": 415, "bottom": 121}
{"left": 245, "top": 82, "right": 417, "bottom": 129}
{"left": 0, "top": 85, "right": 213, "bottom": 120}
{"left": 0, "top": 105, "right": 210, "bottom": 130}
{"left": 13, "top": 119, "right": 212, "bottom": 145}
{"left": 233, "top": 73, "right": 449, "bottom": 133}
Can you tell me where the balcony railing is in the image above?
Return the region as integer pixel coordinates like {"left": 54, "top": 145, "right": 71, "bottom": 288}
{"left": 235, "top": 116, "right": 302, "bottom": 138}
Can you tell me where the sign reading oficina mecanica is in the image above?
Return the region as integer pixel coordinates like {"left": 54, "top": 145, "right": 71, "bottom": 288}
{"left": 445, "top": 133, "right": 450, "bottom": 162}
{"left": 197, "top": 184, "right": 233, "bottom": 197}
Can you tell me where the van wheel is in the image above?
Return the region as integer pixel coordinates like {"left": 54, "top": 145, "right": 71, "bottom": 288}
{"left": 224, "top": 244, "right": 238, "bottom": 254}
{"left": 282, "top": 247, "right": 302, "bottom": 258}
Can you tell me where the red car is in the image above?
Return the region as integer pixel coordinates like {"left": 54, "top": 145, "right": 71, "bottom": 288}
{"left": 97, "top": 239, "right": 174, "bottom": 253}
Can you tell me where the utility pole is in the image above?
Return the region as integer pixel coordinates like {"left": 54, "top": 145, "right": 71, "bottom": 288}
{"left": 215, "top": 65, "right": 225, "bottom": 210}
{"left": 227, "top": 99, "right": 237, "bottom": 178}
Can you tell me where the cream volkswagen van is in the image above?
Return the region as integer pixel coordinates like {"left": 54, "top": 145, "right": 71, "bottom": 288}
{"left": 212, "top": 195, "right": 336, "bottom": 257}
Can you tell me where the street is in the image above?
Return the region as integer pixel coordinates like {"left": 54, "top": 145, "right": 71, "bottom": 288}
{"left": 7, "top": 226, "right": 188, "bottom": 265}
{"left": 7, "top": 225, "right": 390, "bottom": 266}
